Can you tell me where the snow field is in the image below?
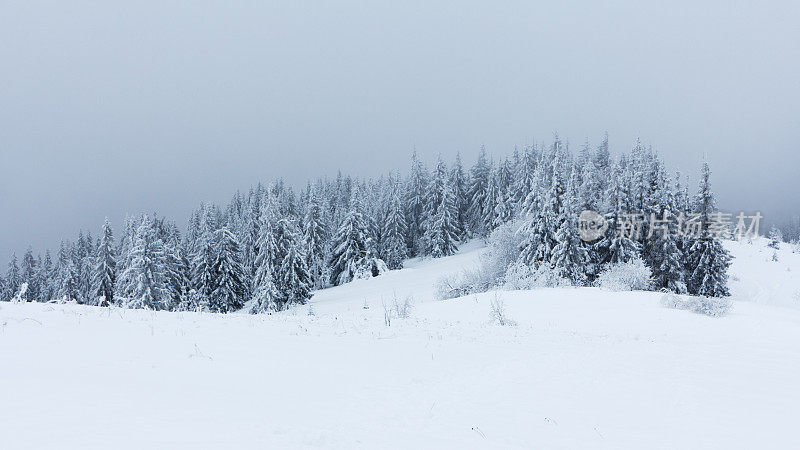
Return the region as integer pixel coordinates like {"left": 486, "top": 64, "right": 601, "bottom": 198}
{"left": 2, "top": 238, "right": 800, "bottom": 449}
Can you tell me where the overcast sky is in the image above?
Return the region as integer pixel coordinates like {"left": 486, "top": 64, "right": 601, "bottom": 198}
{"left": 1, "top": 0, "right": 799, "bottom": 265}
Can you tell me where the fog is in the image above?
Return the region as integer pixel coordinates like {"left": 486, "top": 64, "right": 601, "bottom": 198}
{"left": 2, "top": 0, "right": 799, "bottom": 264}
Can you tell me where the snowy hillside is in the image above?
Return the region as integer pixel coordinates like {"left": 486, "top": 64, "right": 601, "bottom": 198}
{"left": 2, "top": 239, "right": 800, "bottom": 449}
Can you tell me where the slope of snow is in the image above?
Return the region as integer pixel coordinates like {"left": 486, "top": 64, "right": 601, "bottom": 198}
{"left": 2, "top": 239, "right": 800, "bottom": 449}
{"left": 726, "top": 237, "right": 800, "bottom": 308}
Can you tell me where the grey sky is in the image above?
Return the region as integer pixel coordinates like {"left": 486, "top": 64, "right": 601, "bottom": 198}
{"left": 1, "top": 0, "right": 799, "bottom": 265}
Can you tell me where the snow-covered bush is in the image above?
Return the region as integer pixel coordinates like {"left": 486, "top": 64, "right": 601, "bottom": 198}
{"left": 502, "top": 262, "right": 570, "bottom": 290}
{"left": 435, "top": 220, "right": 525, "bottom": 300}
{"left": 482, "top": 220, "right": 525, "bottom": 281}
{"left": 489, "top": 294, "right": 516, "bottom": 326}
{"left": 791, "top": 239, "right": 800, "bottom": 254}
{"left": 596, "top": 257, "right": 653, "bottom": 292}
{"left": 434, "top": 267, "right": 494, "bottom": 300}
{"left": 660, "top": 292, "right": 732, "bottom": 317}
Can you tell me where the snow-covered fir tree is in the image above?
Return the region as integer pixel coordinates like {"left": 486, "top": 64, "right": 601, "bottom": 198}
{"left": 6, "top": 254, "right": 20, "bottom": 300}
{"left": 424, "top": 177, "right": 459, "bottom": 258}
{"left": 2, "top": 138, "right": 743, "bottom": 309}
{"left": 422, "top": 157, "right": 450, "bottom": 255}
{"left": 162, "top": 221, "right": 190, "bottom": 310}
{"left": 596, "top": 162, "right": 640, "bottom": 265}
{"left": 93, "top": 219, "right": 116, "bottom": 306}
{"left": 75, "top": 230, "right": 93, "bottom": 304}
{"left": 55, "top": 241, "right": 79, "bottom": 302}
{"left": 381, "top": 177, "right": 408, "bottom": 269}
{"left": 767, "top": 226, "right": 782, "bottom": 250}
{"left": 404, "top": 151, "right": 428, "bottom": 256}
{"left": 303, "top": 186, "right": 330, "bottom": 288}
{"left": 329, "top": 190, "right": 369, "bottom": 286}
{"left": 275, "top": 218, "right": 313, "bottom": 307}
{"left": 0, "top": 274, "right": 7, "bottom": 301}
{"left": 117, "top": 218, "right": 171, "bottom": 309}
{"left": 190, "top": 229, "right": 216, "bottom": 311}
{"left": 511, "top": 145, "right": 537, "bottom": 216}
{"left": 518, "top": 150, "right": 565, "bottom": 267}
{"left": 449, "top": 152, "right": 470, "bottom": 239}
{"left": 38, "top": 250, "right": 55, "bottom": 302}
{"left": 249, "top": 207, "right": 279, "bottom": 314}
{"left": 685, "top": 162, "right": 732, "bottom": 297}
{"left": 210, "top": 227, "right": 247, "bottom": 313}
{"left": 468, "top": 146, "right": 492, "bottom": 237}
{"left": 20, "top": 248, "right": 37, "bottom": 302}
{"left": 649, "top": 183, "right": 687, "bottom": 294}
{"left": 550, "top": 169, "right": 590, "bottom": 284}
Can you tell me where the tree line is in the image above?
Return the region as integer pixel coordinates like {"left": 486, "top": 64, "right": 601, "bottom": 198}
{"left": 0, "top": 134, "right": 733, "bottom": 311}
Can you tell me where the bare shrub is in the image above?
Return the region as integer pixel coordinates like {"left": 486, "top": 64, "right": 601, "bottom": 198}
{"left": 489, "top": 294, "right": 516, "bottom": 326}
{"left": 382, "top": 300, "right": 392, "bottom": 326}
{"left": 392, "top": 295, "right": 413, "bottom": 319}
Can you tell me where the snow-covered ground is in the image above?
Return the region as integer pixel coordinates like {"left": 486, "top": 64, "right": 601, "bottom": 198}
{"left": 2, "top": 239, "right": 800, "bottom": 449}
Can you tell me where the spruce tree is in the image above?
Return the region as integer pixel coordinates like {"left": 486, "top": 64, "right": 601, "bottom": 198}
{"left": 6, "top": 254, "right": 20, "bottom": 299}
{"left": 579, "top": 158, "right": 602, "bottom": 213}
{"left": 21, "top": 248, "right": 38, "bottom": 302}
{"left": 550, "top": 169, "right": 589, "bottom": 284}
{"left": 210, "top": 227, "right": 247, "bottom": 313}
{"left": 56, "top": 241, "right": 79, "bottom": 302}
{"left": 250, "top": 209, "right": 279, "bottom": 313}
{"left": 276, "top": 218, "right": 313, "bottom": 307}
{"left": 481, "top": 169, "right": 499, "bottom": 233}
{"left": 593, "top": 132, "right": 612, "bottom": 197}
{"left": 597, "top": 162, "right": 640, "bottom": 265}
{"left": 425, "top": 180, "right": 459, "bottom": 258}
{"left": 381, "top": 179, "right": 408, "bottom": 269}
{"left": 467, "top": 146, "right": 492, "bottom": 237}
{"left": 329, "top": 194, "right": 369, "bottom": 286}
{"left": 58, "top": 259, "right": 80, "bottom": 303}
{"left": 519, "top": 152, "right": 565, "bottom": 267}
{"left": 162, "top": 223, "right": 190, "bottom": 311}
{"left": 404, "top": 151, "right": 428, "bottom": 256}
{"left": 0, "top": 274, "right": 7, "bottom": 301}
{"left": 686, "top": 161, "right": 732, "bottom": 297}
{"left": 422, "top": 157, "right": 449, "bottom": 254}
{"left": 655, "top": 222, "right": 687, "bottom": 293}
{"left": 75, "top": 230, "right": 93, "bottom": 304}
{"left": 768, "top": 226, "right": 782, "bottom": 249}
{"left": 492, "top": 179, "right": 514, "bottom": 230}
{"left": 38, "top": 251, "right": 55, "bottom": 302}
{"left": 303, "top": 187, "right": 329, "bottom": 288}
{"left": 118, "top": 218, "right": 170, "bottom": 309}
{"left": 449, "top": 152, "right": 470, "bottom": 240}
{"left": 190, "top": 230, "right": 217, "bottom": 311}
{"left": 93, "top": 219, "right": 117, "bottom": 306}
{"left": 511, "top": 145, "right": 537, "bottom": 215}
